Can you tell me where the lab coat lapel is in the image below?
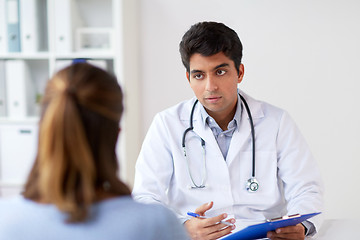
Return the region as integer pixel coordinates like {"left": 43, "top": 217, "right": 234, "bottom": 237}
{"left": 226, "top": 110, "right": 251, "bottom": 164}
{"left": 182, "top": 93, "right": 265, "bottom": 164}
{"left": 192, "top": 111, "right": 219, "bottom": 152}
{"left": 226, "top": 92, "right": 264, "bottom": 165}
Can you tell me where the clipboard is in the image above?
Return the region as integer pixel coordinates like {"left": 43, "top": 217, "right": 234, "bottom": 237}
{"left": 222, "top": 212, "right": 321, "bottom": 240}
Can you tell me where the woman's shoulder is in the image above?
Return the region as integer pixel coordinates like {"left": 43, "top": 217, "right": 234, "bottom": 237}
{"left": 96, "top": 196, "right": 189, "bottom": 239}
{"left": 98, "top": 196, "right": 178, "bottom": 220}
{"left": 0, "top": 196, "right": 34, "bottom": 212}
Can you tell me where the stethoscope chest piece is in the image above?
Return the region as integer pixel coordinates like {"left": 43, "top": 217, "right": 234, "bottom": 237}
{"left": 246, "top": 177, "right": 259, "bottom": 193}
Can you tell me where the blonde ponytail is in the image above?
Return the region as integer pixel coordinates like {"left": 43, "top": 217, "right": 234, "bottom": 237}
{"left": 24, "top": 63, "right": 130, "bottom": 222}
{"left": 38, "top": 75, "right": 95, "bottom": 221}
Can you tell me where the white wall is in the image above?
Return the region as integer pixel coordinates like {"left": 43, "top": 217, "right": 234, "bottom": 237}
{"left": 138, "top": 0, "right": 360, "bottom": 219}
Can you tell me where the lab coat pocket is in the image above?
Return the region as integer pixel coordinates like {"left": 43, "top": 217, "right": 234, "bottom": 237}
{"left": 236, "top": 150, "right": 282, "bottom": 208}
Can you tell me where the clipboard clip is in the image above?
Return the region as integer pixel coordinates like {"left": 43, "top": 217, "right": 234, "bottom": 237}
{"left": 266, "top": 213, "right": 301, "bottom": 222}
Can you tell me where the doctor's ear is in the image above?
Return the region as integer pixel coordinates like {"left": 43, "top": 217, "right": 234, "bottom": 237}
{"left": 237, "top": 64, "right": 245, "bottom": 84}
{"left": 186, "top": 72, "right": 190, "bottom": 82}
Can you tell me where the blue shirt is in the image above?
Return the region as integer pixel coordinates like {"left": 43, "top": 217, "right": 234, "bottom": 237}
{"left": 200, "top": 95, "right": 242, "bottom": 160}
{"left": 0, "top": 196, "right": 190, "bottom": 240}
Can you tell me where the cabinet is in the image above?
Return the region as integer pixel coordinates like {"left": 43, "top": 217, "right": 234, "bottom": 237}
{"left": 0, "top": 123, "right": 38, "bottom": 197}
{"left": 0, "top": 0, "right": 139, "bottom": 197}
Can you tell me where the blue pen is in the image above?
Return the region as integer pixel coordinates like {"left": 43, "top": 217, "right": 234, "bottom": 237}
{"left": 187, "top": 211, "right": 234, "bottom": 226}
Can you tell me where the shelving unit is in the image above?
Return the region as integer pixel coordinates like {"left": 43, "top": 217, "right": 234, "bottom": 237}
{"left": 0, "top": 0, "right": 138, "bottom": 197}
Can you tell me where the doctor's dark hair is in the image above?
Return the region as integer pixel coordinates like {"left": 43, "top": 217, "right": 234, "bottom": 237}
{"left": 23, "top": 63, "right": 130, "bottom": 223}
{"left": 179, "top": 21, "right": 243, "bottom": 75}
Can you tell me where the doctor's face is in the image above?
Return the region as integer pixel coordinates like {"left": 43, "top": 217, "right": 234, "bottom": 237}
{"left": 187, "top": 52, "right": 244, "bottom": 120}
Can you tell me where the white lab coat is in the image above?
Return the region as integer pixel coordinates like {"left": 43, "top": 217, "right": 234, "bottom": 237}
{"left": 133, "top": 90, "right": 324, "bottom": 233}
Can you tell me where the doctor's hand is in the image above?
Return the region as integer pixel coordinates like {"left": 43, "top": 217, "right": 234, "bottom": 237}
{"left": 267, "top": 223, "right": 306, "bottom": 240}
{"left": 184, "top": 201, "right": 236, "bottom": 240}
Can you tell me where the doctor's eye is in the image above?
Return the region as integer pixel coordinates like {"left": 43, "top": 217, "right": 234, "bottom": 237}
{"left": 193, "top": 73, "right": 204, "bottom": 80}
{"left": 216, "top": 69, "right": 226, "bottom": 76}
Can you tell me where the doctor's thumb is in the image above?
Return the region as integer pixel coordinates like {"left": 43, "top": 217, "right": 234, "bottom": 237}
{"left": 195, "top": 201, "right": 214, "bottom": 216}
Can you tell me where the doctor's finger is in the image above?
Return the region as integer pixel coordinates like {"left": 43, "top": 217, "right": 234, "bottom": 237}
{"left": 204, "top": 213, "right": 232, "bottom": 226}
{"left": 195, "top": 201, "right": 214, "bottom": 216}
{"left": 205, "top": 223, "right": 235, "bottom": 240}
{"left": 184, "top": 217, "right": 226, "bottom": 240}
{"left": 267, "top": 224, "right": 305, "bottom": 240}
{"left": 274, "top": 224, "right": 305, "bottom": 235}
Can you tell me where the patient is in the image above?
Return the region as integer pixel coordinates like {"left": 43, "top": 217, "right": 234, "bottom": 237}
{"left": 0, "top": 63, "right": 189, "bottom": 240}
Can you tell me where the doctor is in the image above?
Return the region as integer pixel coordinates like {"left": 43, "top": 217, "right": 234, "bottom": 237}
{"left": 133, "top": 21, "right": 323, "bottom": 240}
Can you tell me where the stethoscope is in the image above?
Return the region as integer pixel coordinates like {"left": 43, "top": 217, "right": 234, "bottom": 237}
{"left": 182, "top": 93, "right": 259, "bottom": 193}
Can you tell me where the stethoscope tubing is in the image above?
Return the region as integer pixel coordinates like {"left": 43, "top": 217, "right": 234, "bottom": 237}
{"left": 238, "top": 94, "right": 256, "bottom": 178}
{"left": 182, "top": 93, "right": 257, "bottom": 190}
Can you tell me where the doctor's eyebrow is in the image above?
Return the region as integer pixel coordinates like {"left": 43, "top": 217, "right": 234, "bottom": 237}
{"left": 190, "top": 69, "right": 203, "bottom": 74}
{"left": 190, "top": 63, "right": 230, "bottom": 75}
{"left": 213, "top": 63, "right": 230, "bottom": 70}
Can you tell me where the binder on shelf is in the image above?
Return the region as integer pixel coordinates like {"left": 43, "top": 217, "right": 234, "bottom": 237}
{"left": 36, "top": 0, "right": 48, "bottom": 51}
{"left": 5, "top": 60, "right": 36, "bottom": 118}
{"left": 0, "top": 0, "right": 8, "bottom": 53}
{"left": 19, "top": 0, "right": 47, "bottom": 53}
{"left": 54, "top": 0, "right": 82, "bottom": 54}
{"left": 19, "top": 0, "right": 38, "bottom": 52}
{"left": 222, "top": 212, "right": 321, "bottom": 240}
{"left": 6, "top": 0, "right": 21, "bottom": 52}
{"left": 0, "top": 61, "right": 6, "bottom": 116}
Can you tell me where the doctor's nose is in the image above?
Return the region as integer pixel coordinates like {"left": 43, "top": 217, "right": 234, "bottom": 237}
{"left": 205, "top": 76, "right": 218, "bottom": 92}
